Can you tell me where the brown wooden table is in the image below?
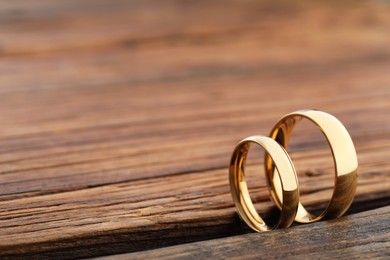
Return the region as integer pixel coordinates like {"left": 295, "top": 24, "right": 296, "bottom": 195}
{"left": 0, "top": 0, "right": 389, "bottom": 259}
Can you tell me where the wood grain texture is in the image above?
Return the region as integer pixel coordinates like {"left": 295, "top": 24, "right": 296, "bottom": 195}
{"left": 100, "top": 205, "right": 390, "bottom": 260}
{"left": 0, "top": 0, "right": 389, "bottom": 259}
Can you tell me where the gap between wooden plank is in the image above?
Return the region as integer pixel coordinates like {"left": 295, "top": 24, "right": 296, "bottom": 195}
{"left": 97, "top": 205, "right": 390, "bottom": 260}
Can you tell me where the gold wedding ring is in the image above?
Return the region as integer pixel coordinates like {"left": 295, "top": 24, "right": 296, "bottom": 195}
{"left": 229, "top": 135, "right": 299, "bottom": 232}
{"left": 265, "top": 110, "right": 358, "bottom": 223}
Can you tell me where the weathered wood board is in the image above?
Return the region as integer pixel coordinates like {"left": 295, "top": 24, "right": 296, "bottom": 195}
{"left": 0, "top": 0, "right": 389, "bottom": 258}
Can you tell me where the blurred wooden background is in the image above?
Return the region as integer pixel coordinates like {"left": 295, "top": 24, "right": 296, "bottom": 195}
{"left": 0, "top": 0, "right": 389, "bottom": 258}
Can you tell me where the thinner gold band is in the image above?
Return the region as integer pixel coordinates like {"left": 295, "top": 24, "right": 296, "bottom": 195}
{"left": 229, "top": 135, "right": 299, "bottom": 232}
{"left": 265, "top": 109, "right": 358, "bottom": 223}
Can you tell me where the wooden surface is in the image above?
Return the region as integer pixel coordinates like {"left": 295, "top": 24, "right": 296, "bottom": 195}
{"left": 101, "top": 206, "right": 390, "bottom": 260}
{"left": 0, "top": 0, "right": 389, "bottom": 259}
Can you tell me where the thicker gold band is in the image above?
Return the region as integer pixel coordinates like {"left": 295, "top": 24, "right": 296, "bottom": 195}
{"left": 229, "top": 135, "right": 299, "bottom": 232}
{"left": 265, "top": 110, "right": 358, "bottom": 223}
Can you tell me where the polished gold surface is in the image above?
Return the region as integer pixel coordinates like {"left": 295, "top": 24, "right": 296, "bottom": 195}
{"left": 229, "top": 135, "right": 299, "bottom": 232}
{"left": 265, "top": 110, "right": 358, "bottom": 223}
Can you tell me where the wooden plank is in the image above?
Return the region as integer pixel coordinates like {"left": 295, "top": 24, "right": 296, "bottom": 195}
{"left": 0, "top": 0, "right": 389, "bottom": 259}
{"left": 0, "top": 0, "right": 389, "bottom": 93}
{"left": 105, "top": 205, "right": 390, "bottom": 259}
{"left": 0, "top": 89, "right": 389, "bottom": 258}
{"left": 2, "top": 0, "right": 387, "bottom": 57}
